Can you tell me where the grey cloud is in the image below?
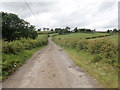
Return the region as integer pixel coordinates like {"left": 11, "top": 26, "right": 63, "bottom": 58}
{"left": 0, "top": 1, "right": 118, "bottom": 31}
{"left": 0, "top": 2, "right": 56, "bottom": 18}
{"left": 98, "top": 2, "right": 115, "bottom": 12}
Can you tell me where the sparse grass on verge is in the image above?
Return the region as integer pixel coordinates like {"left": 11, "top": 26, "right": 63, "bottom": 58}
{"left": 64, "top": 47, "right": 118, "bottom": 88}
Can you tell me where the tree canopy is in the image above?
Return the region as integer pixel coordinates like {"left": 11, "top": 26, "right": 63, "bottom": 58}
{"left": 2, "top": 12, "right": 38, "bottom": 41}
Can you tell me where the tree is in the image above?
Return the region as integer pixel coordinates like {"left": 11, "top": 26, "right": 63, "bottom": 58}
{"left": 86, "top": 29, "right": 92, "bottom": 32}
{"left": 38, "top": 28, "right": 41, "bottom": 31}
{"left": 51, "top": 29, "right": 54, "bottom": 31}
{"left": 80, "top": 28, "right": 86, "bottom": 32}
{"left": 74, "top": 27, "right": 78, "bottom": 32}
{"left": 2, "top": 12, "right": 37, "bottom": 41}
{"left": 107, "top": 29, "right": 110, "bottom": 33}
{"left": 55, "top": 28, "right": 61, "bottom": 33}
{"left": 54, "top": 27, "right": 70, "bottom": 35}
{"left": 113, "top": 28, "right": 118, "bottom": 33}
{"left": 65, "top": 27, "right": 70, "bottom": 31}
{"left": 43, "top": 28, "right": 46, "bottom": 31}
{"left": 46, "top": 28, "right": 49, "bottom": 31}
{"left": 58, "top": 29, "right": 63, "bottom": 35}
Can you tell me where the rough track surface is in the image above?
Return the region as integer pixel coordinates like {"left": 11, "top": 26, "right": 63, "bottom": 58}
{"left": 2, "top": 38, "right": 100, "bottom": 88}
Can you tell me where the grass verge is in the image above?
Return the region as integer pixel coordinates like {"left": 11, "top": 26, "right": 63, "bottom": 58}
{"left": 2, "top": 46, "right": 46, "bottom": 80}
{"left": 63, "top": 47, "right": 118, "bottom": 88}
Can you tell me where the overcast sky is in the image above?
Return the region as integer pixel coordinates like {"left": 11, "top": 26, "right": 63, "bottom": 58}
{"left": 0, "top": 0, "right": 119, "bottom": 31}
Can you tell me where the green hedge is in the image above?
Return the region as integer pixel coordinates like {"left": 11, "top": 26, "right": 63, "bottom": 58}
{"left": 2, "top": 36, "right": 48, "bottom": 79}
{"left": 3, "top": 36, "right": 48, "bottom": 54}
{"left": 53, "top": 37, "right": 118, "bottom": 67}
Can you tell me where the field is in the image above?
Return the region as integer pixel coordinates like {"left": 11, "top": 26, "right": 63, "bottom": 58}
{"left": 2, "top": 35, "right": 48, "bottom": 80}
{"left": 89, "top": 34, "right": 118, "bottom": 45}
{"left": 52, "top": 32, "right": 118, "bottom": 88}
{"left": 54, "top": 32, "right": 110, "bottom": 39}
{"left": 37, "top": 31, "right": 55, "bottom": 34}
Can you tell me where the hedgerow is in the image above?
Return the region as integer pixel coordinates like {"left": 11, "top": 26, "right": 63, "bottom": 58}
{"left": 2, "top": 36, "right": 48, "bottom": 54}
{"left": 53, "top": 37, "right": 118, "bottom": 67}
{"left": 2, "top": 36, "right": 48, "bottom": 79}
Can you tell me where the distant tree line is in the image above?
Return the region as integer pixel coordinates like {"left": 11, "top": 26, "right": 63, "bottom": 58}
{"left": 54, "top": 27, "right": 70, "bottom": 35}
{"left": 38, "top": 27, "right": 96, "bottom": 35}
{"left": 107, "top": 29, "right": 119, "bottom": 33}
{"left": 38, "top": 28, "right": 53, "bottom": 32}
{"left": 54, "top": 27, "right": 95, "bottom": 35}
{"left": 38, "top": 27, "right": 119, "bottom": 35}
{"left": 73, "top": 27, "right": 95, "bottom": 33}
{"left": 38, "top": 27, "right": 71, "bottom": 35}
{"left": 2, "top": 12, "right": 38, "bottom": 41}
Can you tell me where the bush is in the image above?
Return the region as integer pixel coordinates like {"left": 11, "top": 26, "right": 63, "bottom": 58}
{"left": 88, "top": 39, "right": 105, "bottom": 54}
{"left": 2, "top": 35, "right": 48, "bottom": 79}
{"left": 53, "top": 37, "right": 118, "bottom": 67}
{"left": 2, "top": 36, "right": 48, "bottom": 54}
{"left": 2, "top": 12, "right": 38, "bottom": 41}
{"left": 76, "top": 39, "right": 88, "bottom": 50}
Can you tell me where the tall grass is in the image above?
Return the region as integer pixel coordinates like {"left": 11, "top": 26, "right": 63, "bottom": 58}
{"left": 52, "top": 35, "right": 119, "bottom": 88}
{"left": 2, "top": 35, "right": 48, "bottom": 80}
{"left": 64, "top": 48, "right": 118, "bottom": 88}
{"left": 3, "top": 36, "right": 48, "bottom": 54}
{"left": 53, "top": 37, "right": 118, "bottom": 67}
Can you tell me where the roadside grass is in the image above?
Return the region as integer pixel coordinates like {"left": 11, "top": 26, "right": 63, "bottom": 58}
{"left": 52, "top": 32, "right": 118, "bottom": 88}
{"left": 2, "top": 35, "right": 48, "bottom": 81}
{"left": 2, "top": 46, "right": 46, "bottom": 80}
{"left": 64, "top": 47, "right": 118, "bottom": 88}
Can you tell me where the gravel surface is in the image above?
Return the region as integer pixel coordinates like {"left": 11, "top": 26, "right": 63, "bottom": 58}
{"left": 2, "top": 37, "right": 100, "bottom": 88}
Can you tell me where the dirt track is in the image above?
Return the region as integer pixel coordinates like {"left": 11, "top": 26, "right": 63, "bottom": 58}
{"left": 2, "top": 38, "right": 100, "bottom": 88}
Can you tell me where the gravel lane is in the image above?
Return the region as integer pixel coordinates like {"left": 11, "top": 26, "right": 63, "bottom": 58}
{"left": 2, "top": 37, "right": 100, "bottom": 88}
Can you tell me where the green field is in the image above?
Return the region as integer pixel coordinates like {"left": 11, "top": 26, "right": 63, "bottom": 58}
{"left": 54, "top": 32, "right": 110, "bottom": 39}
{"left": 52, "top": 33, "right": 118, "bottom": 88}
{"left": 49, "top": 33, "right": 58, "bottom": 36}
{"left": 90, "top": 34, "right": 118, "bottom": 45}
{"left": 37, "top": 31, "right": 55, "bottom": 34}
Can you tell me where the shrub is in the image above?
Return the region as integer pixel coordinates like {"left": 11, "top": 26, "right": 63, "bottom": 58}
{"left": 2, "top": 36, "right": 48, "bottom": 54}
{"left": 76, "top": 39, "right": 88, "bottom": 50}
{"left": 53, "top": 37, "right": 118, "bottom": 67}
{"left": 2, "top": 35, "right": 48, "bottom": 79}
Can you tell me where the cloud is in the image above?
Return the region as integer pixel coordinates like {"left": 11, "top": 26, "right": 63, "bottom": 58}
{"left": 0, "top": 0, "right": 119, "bottom": 31}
